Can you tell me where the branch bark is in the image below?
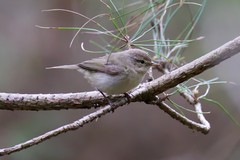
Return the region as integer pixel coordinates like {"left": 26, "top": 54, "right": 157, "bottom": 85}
{"left": 1, "top": 36, "right": 240, "bottom": 110}
{"left": 1, "top": 36, "right": 240, "bottom": 156}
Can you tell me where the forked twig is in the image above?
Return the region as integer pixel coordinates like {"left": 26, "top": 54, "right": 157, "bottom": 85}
{"left": 1, "top": 35, "right": 240, "bottom": 156}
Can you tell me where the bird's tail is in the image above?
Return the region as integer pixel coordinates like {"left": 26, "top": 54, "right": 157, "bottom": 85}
{"left": 46, "top": 64, "right": 79, "bottom": 70}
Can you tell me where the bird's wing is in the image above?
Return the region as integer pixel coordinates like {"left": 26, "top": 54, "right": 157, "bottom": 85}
{"left": 78, "top": 57, "right": 125, "bottom": 75}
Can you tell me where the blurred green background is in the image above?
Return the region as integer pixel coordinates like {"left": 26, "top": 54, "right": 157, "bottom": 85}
{"left": 0, "top": 0, "right": 240, "bottom": 160}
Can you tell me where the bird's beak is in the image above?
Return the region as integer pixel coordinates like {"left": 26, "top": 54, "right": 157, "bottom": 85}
{"left": 151, "top": 61, "right": 159, "bottom": 67}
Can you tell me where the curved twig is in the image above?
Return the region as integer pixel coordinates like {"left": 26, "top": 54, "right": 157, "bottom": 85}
{"left": 0, "top": 36, "right": 240, "bottom": 156}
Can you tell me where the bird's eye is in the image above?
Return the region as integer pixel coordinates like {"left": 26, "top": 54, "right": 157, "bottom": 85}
{"left": 138, "top": 60, "right": 145, "bottom": 64}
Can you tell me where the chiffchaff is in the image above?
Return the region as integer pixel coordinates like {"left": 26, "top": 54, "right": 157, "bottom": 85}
{"left": 46, "top": 49, "right": 155, "bottom": 94}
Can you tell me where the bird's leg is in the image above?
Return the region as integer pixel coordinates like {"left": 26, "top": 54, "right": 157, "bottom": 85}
{"left": 123, "top": 93, "right": 131, "bottom": 104}
{"left": 96, "top": 89, "right": 115, "bottom": 111}
{"left": 96, "top": 89, "right": 131, "bottom": 111}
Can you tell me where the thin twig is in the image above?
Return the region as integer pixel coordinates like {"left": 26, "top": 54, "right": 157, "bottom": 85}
{"left": 0, "top": 98, "right": 127, "bottom": 156}
{"left": 0, "top": 36, "right": 240, "bottom": 156}
{"left": 149, "top": 100, "right": 209, "bottom": 134}
{"left": 179, "top": 91, "right": 210, "bottom": 132}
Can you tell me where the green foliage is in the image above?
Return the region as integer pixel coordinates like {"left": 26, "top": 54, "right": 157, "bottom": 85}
{"left": 203, "top": 97, "right": 240, "bottom": 128}
{"left": 37, "top": 0, "right": 239, "bottom": 127}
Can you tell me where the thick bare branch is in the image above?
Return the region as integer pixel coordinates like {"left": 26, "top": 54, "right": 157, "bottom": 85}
{"left": 0, "top": 36, "right": 240, "bottom": 156}
{"left": 0, "top": 92, "right": 110, "bottom": 110}
{"left": 0, "top": 36, "right": 240, "bottom": 110}
{"left": 131, "top": 35, "right": 240, "bottom": 99}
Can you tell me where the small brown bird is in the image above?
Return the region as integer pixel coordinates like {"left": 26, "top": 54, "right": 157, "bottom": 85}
{"left": 47, "top": 49, "right": 155, "bottom": 94}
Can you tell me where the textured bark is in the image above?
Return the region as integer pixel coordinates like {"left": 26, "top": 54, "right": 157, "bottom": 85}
{"left": 0, "top": 36, "right": 240, "bottom": 111}
{"left": 0, "top": 92, "right": 110, "bottom": 110}
{"left": 1, "top": 36, "right": 240, "bottom": 157}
